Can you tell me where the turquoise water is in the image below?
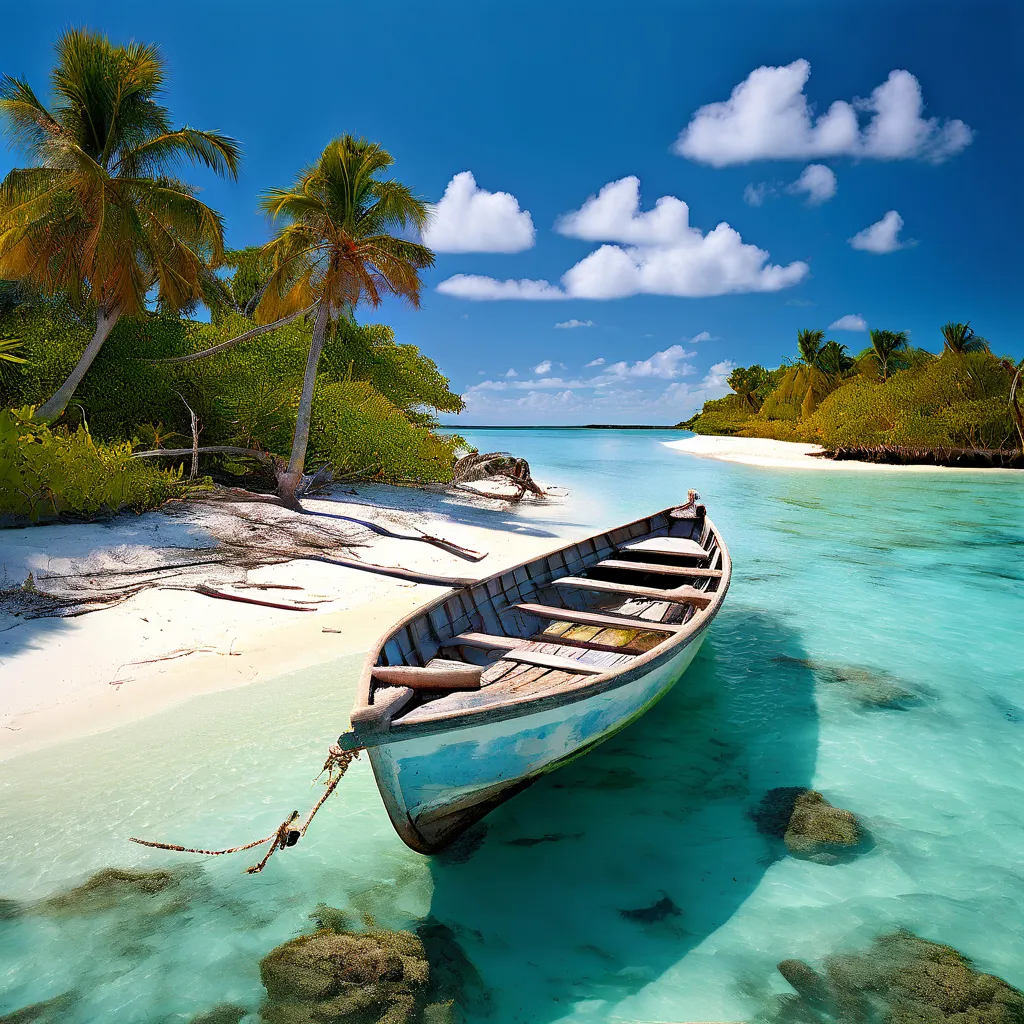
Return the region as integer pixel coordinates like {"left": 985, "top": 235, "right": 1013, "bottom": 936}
{"left": 1, "top": 428, "right": 1023, "bottom": 1022}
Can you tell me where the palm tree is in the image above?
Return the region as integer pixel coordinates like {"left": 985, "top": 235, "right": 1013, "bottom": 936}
{"left": 0, "top": 28, "right": 241, "bottom": 422}
{"left": 869, "top": 328, "right": 908, "bottom": 381}
{"left": 797, "top": 328, "right": 825, "bottom": 367}
{"left": 727, "top": 364, "right": 767, "bottom": 410}
{"left": 941, "top": 321, "right": 990, "bottom": 355}
{"left": 256, "top": 135, "right": 434, "bottom": 506}
{"left": 818, "top": 340, "right": 852, "bottom": 377}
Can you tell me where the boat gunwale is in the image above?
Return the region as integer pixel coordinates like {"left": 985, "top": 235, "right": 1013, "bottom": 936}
{"left": 349, "top": 506, "right": 731, "bottom": 744}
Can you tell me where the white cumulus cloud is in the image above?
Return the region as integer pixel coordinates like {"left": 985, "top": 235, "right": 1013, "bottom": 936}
{"left": 849, "top": 211, "right": 909, "bottom": 254}
{"left": 690, "top": 331, "right": 715, "bottom": 343}
{"left": 438, "top": 178, "right": 806, "bottom": 301}
{"left": 436, "top": 275, "right": 566, "bottom": 300}
{"left": 674, "top": 60, "right": 972, "bottom": 166}
{"left": 556, "top": 177, "right": 693, "bottom": 245}
{"left": 701, "top": 360, "right": 737, "bottom": 389}
{"left": 829, "top": 314, "right": 868, "bottom": 331}
{"left": 533, "top": 360, "right": 553, "bottom": 374}
{"left": 601, "top": 344, "right": 696, "bottom": 380}
{"left": 555, "top": 319, "right": 594, "bottom": 329}
{"left": 585, "top": 357, "right": 606, "bottom": 367}
{"left": 788, "top": 164, "right": 837, "bottom": 204}
{"left": 422, "top": 171, "right": 535, "bottom": 253}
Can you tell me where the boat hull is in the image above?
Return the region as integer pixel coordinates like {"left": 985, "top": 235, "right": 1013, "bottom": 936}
{"left": 366, "top": 627, "right": 708, "bottom": 853}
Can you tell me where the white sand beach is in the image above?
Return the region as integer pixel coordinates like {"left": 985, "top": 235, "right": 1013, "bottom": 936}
{"left": 664, "top": 434, "right": 1007, "bottom": 472}
{"left": 0, "top": 485, "right": 569, "bottom": 761}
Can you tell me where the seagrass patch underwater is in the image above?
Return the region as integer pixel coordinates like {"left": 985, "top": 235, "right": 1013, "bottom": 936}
{"left": 1, "top": 427, "right": 1022, "bottom": 1023}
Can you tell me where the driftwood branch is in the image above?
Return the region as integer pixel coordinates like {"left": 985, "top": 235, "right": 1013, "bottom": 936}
{"left": 132, "top": 445, "right": 278, "bottom": 466}
{"left": 284, "top": 552, "right": 479, "bottom": 588}
{"left": 146, "top": 304, "right": 316, "bottom": 365}
{"left": 303, "top": 509, "right": 486, "bottom": 561}
{"left": 193, "top": 585, "right": 316, "bottom": 611}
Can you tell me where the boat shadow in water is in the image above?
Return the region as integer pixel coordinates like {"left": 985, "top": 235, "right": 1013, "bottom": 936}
{"left": 424, "top": 607, "right": 820, "bottom": 1023}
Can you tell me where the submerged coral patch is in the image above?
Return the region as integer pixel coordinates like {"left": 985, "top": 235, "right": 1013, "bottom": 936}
{"left": 760, "top": 930, "right": 1024, "bottom": 1023}
{"left": 258, "top": 911, "right": 488, "bottom": 1024}
{"left": 752, "top": 788, "right": 863, "bottom": 863}
{"left": 775, "top": 655, "right": 923, "bottom": 710}
{"left": 34, "top": 867, "right": 190, "bottom": 916}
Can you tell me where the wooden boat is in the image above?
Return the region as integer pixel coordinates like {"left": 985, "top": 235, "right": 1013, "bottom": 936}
{"left": 338, "top": 496, "right": 731, "bottom": 853}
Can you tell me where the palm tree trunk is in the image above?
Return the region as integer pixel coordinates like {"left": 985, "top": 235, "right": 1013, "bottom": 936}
{"left": 276, "top": 300, "right": 331, "bottom": 508}
{"left": 33, "top": 307, "right": 120, "bottom": 423}
{"left": 148, "top": 303, "right": 316, "bottom": 365}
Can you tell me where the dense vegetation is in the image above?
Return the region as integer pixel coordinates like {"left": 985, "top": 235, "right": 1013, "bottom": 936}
{"left": 0, "top": 29, "right": 463, "bottom": 520}
{"left": 683, "top": 323, "right": 1023, "bottom": 460}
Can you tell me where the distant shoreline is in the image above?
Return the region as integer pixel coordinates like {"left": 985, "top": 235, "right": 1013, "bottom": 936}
{"left": 438, "top": 424, "right": 686, "bottom": 430}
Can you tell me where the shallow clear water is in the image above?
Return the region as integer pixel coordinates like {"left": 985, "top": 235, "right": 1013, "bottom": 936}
{"left": 2, "top": 428, "right": 1022, "bottom": 1023}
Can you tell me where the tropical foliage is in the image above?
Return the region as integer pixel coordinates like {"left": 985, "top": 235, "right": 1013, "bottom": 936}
{"left": 0, "top": 30, "right": 463, "bottom": 520}
{"left": 0, "top": 28, "right": 241, "bottom": 422}
{"left": 684, "top": 324, "right": 1022, "bottom": 454}
{"left": 0, "top": 405, "right": 194, "bottom": 521}
{"left": 253, "top": 135, "right": 434, "bottom": 504}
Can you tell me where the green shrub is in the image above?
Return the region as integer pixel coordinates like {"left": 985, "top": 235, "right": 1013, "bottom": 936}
{"left": 0, "top": 407, "right": 195, "bottom": 522}
{"left": 0, "top": 302, "right": 465, "bottom": 484}
{"left": 681, "top": 394, "right": 754, "bottom": 435}
{"left": 800, "top": 352, "right": 1016, "bottom": 449}
{"left": 309, "top": 381, "right": 460, "bottom": 483}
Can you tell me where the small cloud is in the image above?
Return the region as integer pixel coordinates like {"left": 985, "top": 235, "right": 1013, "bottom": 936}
{"left": 423, "top": 171, "right": 535, "bottom": 252}
{"left": 701, "top": 360, "right": 737, "bottom": 388}
{"left": 849, "top": 210, "right": 911, "bottom": 254}
{"left": 744, "top": 182, "right": 772, "bottom": 206}
{"left": 555, "top": 319, "right": 595, "bottom": 329}
{"left": 689, "top": 331, "right": 715, "bottom": 343}
{"left": 504, "top": 368, "right": 518, "bottom": 377}
{"left": 585, "top": 357, "right": 606, "bottom": 367}
{"left": 829, "top": 314, "right": 868, "bottom": 331}
{"left": 461, "top": 313, "right": 470, "bottom": 320}
{"left": 534, "top": 360, "right": 552, "bottom": 374}
{"left": 601, "top": 345, "right": 697, "bottom": 381}
{"left": 788, "top": 164, "right": 837, "bottom": 205}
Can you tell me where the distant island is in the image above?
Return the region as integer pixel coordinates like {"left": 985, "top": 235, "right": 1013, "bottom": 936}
{"left": 679, "top": 325, "right": 1023, "bottom": 469}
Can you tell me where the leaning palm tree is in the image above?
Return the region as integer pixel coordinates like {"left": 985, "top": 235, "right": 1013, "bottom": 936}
{"left": 941, "top": 321, "right": 990, "bottom": 355}
{"left": 256, "top": 135, "right": 434, "bottom": 506}
{"left": 0, "top": 28, "right": 241, "bottom": 421}
{"left": 796, "top": 328, "right": 825, "bottom": 367}
{"left": 869, "top": 329, "right": 908, "bottom": 381}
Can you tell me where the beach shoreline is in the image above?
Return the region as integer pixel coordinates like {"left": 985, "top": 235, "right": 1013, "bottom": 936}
{"left": 0, "top": 486, "right": 564, "bottom": 762}
{"left": 664, "top": 434, "right": 1017, "bottom": 472}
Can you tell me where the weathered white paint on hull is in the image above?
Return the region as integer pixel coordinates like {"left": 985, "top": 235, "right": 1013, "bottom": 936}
{"left": 367, "top": 629, "right": 707, "bottom": 851}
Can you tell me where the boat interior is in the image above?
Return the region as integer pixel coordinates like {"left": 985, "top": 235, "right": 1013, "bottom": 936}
{"left": 359, "top": 508, "right": 728, "bottom": 728}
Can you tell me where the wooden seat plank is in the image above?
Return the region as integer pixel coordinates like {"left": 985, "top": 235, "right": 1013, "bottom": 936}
{"left": 597, "top": 558, "right": 722, "bottom": 578}
{"left": 514, "top": 602, "right": 683, "bottom": 634}
{"left": 555, "top": 576, "right": 713, "bottom": 608}
{"left": 446, "top": 632, "right": 610, "bottom": 675}
{"left": 618, "top": 537, "right": 708, "bottom": 559}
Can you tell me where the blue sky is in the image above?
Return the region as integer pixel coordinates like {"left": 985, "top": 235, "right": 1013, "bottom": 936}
{"left": 1, "top": 0, "right": 1020, "bottom": 424}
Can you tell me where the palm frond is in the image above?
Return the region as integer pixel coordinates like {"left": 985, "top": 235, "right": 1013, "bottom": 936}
{"left": 117, "top": 127, "right": 242, "bottom": 180}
